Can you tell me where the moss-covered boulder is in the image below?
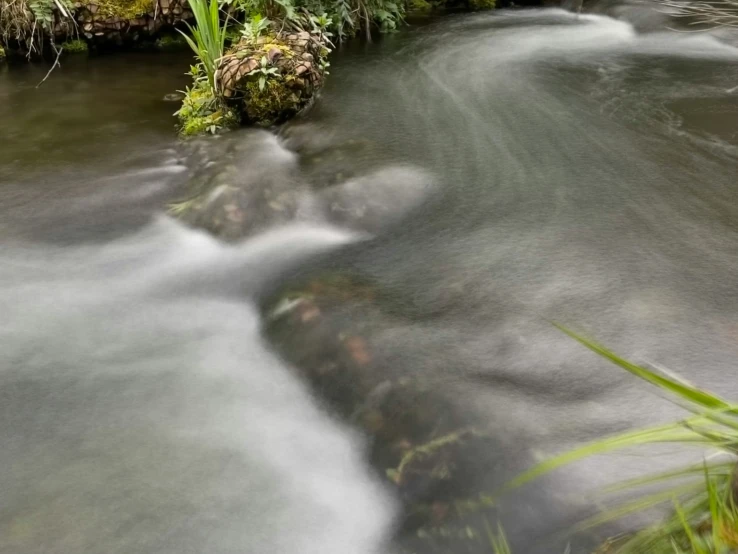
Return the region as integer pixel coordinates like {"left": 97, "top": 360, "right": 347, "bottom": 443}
{"left": 215, "top": 31, "right": 329, "bottom": 126}
{"left": 70, "top": 0, "right": 192, "bottom": 42}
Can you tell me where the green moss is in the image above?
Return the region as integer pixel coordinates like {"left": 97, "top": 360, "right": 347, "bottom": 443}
{"left": 175, "top": 78, "right": 239, "bottom": 137}
{"left": 468, "top": 0, "right": 496, "bottom": 9}
{"left": 155, "top": 34, "right": 187, "bottom": 50}
{"left": 242, "top": 78, "right": 299, "bottom": 126}
{"left": 179, "top": 109, "right": 237, "bottom": 136}
{"left": 0, "top": 45, "right": 5, "bottom": 60}
{"left": 61, "top": 39, "right": 88, "bottom": 53}
{"left": 407, "top": 0, "right": 432, "bottom": 11}
{"left": 95, "top": 0, "right": 153, "bottom": 19}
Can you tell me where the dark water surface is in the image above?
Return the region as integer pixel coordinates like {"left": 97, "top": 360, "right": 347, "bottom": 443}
{"left": 2, "top": 9, "right": 738, "bottom": 553}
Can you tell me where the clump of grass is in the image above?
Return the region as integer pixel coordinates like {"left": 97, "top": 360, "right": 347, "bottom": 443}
{"left": 178, "top": 0, "right": 227, "bottom": 94}
{"left": 508, "top": 325, "right": 738, "bottom": 553}
{"left": 61, "top": 38, "right": 87, "bottom": 53}
{"left": 174, "top": 0, "right": 237, "bottom": 136}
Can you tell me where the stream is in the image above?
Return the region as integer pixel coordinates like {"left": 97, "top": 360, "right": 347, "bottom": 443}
{"left": 2, "top": 7, "right": 738, "bottom": 553}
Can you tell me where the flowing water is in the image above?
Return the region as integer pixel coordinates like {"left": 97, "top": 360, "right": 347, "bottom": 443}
{"left": 2, "top": 8, "right": 738, "bottom": 553}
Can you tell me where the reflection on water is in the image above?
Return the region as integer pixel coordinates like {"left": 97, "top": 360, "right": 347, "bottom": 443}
{"left": 2, "top": 8, "right": 738, "bottom": 553}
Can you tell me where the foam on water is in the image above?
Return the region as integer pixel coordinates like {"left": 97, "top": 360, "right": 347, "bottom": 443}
{"left": 0, "top": 218, "right": 395, "bottom": 554}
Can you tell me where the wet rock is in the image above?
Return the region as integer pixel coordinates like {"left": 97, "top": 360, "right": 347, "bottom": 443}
{"left": 315, "top": 166, "right": 434, "bottom": 233}
{"left": 169, "top": 131, "right": 309, "bottom": 241}
{"left": 263, "top": 273, "right": 504, "bottom": 552}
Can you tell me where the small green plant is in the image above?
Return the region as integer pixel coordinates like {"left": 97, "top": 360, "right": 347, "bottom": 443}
{"left": 507, "top": 325, "right": 738, "bottom": 554}
{"left": 309, "top": 12, "right": 333, "bottom": 34}
{"left": 240, "top": 14, "right": 271, "bottom": 41}
{"left": 61, "top": 38, "right": 88, "bottom": 53}
{"left": 174, "top": 64, "right": 238, "bottom": 136}
{"left": 223, "top": 0, "right": 295, "bottom": 21}
{"left": 178, "top": 0, "right": 227, "bottom": 94}
{"left": 247, "top": 54, "right": 280, "bottom": 91}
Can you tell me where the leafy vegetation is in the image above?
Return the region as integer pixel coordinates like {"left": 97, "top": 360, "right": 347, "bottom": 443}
{"left": 1, "top": 0, "right": 74, "bottom": 56}
{"left": 179, "top": 0, "right": 228, "bottom": 93}
{"left": 175, "top": 64, "right": 238, "bottom": 135}
{"left": 221, "top": 0, "right": 405, "bottom": 40}
{"left": 506, "top": 325, "right": 738, "bottom": 553}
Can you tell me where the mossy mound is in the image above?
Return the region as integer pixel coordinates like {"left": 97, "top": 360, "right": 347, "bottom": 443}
{"left": 91, "top": 0, "right": 152, "bottom": 20}
{"left": 175, "top": 79, "right": 239, "bottom": 137}
{"left": 61, "top": 38, "right": 88, "bottom": 53}
{"left": 215, "top": 31, "right": 329, "bottom": 126}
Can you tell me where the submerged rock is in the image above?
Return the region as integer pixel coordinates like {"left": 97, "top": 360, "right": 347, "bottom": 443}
{"left": 263, "top": 273, "right": 504, "bottom": 552}
{"left": 215, "top": 31, "right": 329, "bottom": 126}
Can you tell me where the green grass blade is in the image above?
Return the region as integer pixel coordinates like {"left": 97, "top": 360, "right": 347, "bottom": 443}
{"left": 504, "top": 424, "right": 704, "bottom": 492}
{"left": 554, "top": 324, "right": 730, "bottom": 410}
{"left": 565, "top": 483, "right": 708, "bottom": 543}
{"left": 601, "top": 461, "right": 735, "bottom": 494}
{"left": 673, "top": 499, "right": 704, "bottom": 552}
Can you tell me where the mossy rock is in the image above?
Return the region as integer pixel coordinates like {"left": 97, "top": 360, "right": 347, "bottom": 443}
{"left": 0, "top": 45, "right": 6, "bottom": 60}
{"left": 215, "top": 31, "right": 329, "bottom": 126}
{"left": 175, "top": 78, "right": 240, "bottom": 137}
{"left": 91, "top": 0, "right": 154, "bottom": 20}
{"left": 61, "top": 39, "right": 89, "bottom": 53}
{"left": 264, "top": 273, "right": 501, "bottom": 537}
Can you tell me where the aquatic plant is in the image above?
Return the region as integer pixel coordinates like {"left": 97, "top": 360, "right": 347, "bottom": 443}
{"left": 179, "top": 0, "right": 227, "bottom": 94}
{"left": 175, "top": 64, "right": 238, "bottom": 135}
{"left": 61, "top": 38, "right": 88, "bottom": 52}
{"left": 224, "top": 0, "right": 405, "bottom": 41}
{"left": 508, "top": 325, "right": 738, "bottom": 553}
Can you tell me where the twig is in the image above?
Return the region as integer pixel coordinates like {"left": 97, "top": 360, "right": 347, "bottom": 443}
{"left": 36, "top": 45, "right": 63, "bottom": 88}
